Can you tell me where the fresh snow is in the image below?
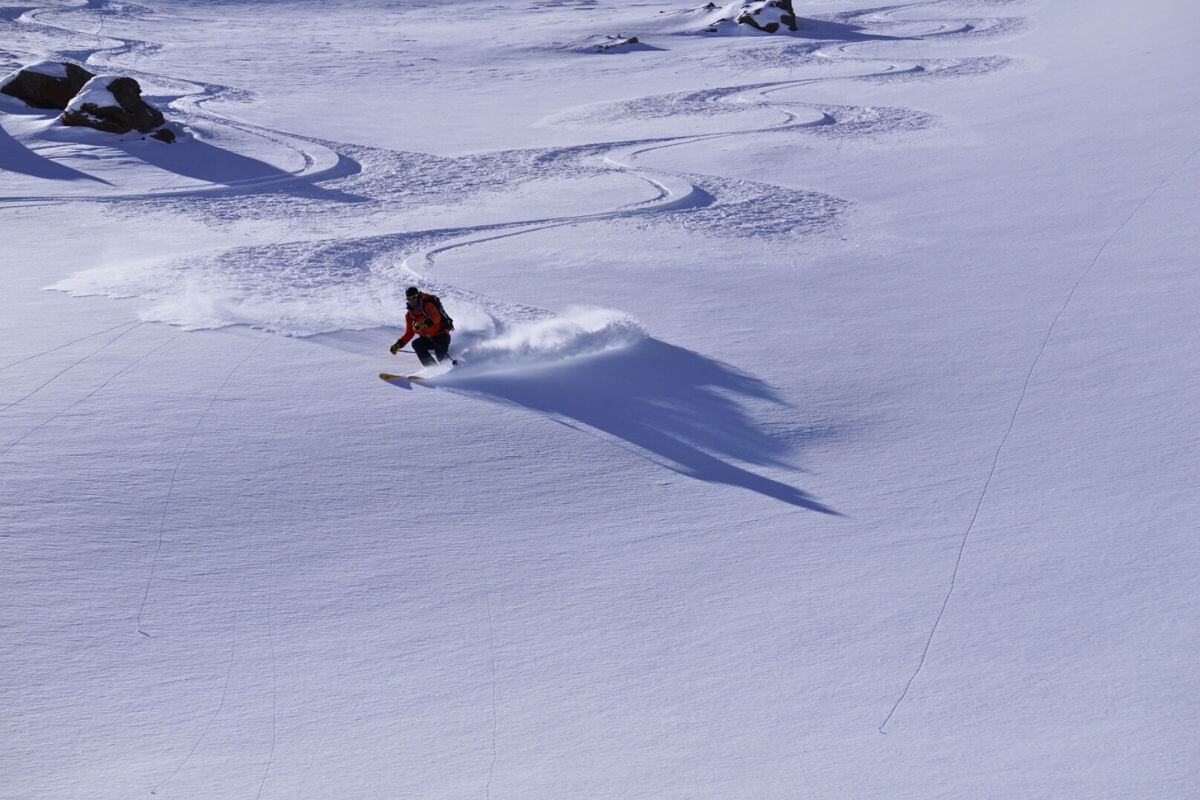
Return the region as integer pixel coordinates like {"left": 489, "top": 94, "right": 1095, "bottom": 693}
{"left": 3, "top": 0, "right": 1199, "bottom": 798}
{"left": 3, "top": 58, "right": 69, "bottom": 82}
{"left": 62, "top": 74, "right": 119, "bottom": 112}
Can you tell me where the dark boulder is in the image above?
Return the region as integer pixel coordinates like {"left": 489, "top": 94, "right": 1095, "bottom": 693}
{"left": 705, "top": 1, "right": 799, "bottom": 34}
{"left": 106, "top": 76, "right": 166, "bottom": 131}
{"left": 0, "top": 60, "right": 95, "bottom": 110}
{"left": 736, "top": 1, "right": 798, "bottom": 33}
{"left": 61, "top": 75, "right": 166, "bottom": 135}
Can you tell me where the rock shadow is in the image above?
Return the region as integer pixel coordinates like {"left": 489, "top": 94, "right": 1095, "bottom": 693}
{"left": 0, "top": 112, "right": 112, "bottom": 184}
{"left": 113, "top": 134, "right": 366, "bottom": 203}
{"left": 794, "top": 17, "right": 916, "bottom": 42}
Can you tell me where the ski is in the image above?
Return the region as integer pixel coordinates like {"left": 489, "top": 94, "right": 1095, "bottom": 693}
{"left": 380, "top": 364, "right": 458, "bottom": 383}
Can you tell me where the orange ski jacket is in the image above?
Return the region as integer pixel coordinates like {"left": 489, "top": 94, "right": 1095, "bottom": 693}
{"left": 396, "top": 293, "right": 450, "bottom": 348}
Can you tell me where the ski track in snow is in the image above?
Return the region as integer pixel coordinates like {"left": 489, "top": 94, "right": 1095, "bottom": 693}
{"left": 3, "top": 0, "right": 1021, "bottom": 338}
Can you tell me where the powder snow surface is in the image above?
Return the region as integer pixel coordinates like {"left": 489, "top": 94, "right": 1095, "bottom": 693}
{"left": 4, "top": 58, "right": 69, "bottom": 82}
{"left": 2, "top": 1, "right": 1199, "bottom": 798}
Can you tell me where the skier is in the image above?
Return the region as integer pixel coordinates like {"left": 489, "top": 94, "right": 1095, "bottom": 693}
{"left": 390, "top": 286, "right": 453, "bottom": 366}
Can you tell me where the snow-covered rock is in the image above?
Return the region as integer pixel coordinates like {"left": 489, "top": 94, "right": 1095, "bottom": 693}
{"left": 702, "top": 0, "right": 798, "bottom": 35}
{"left": 571, "top": 34, "right": 655, "bottom": 54}
{"left": 594, "top": 34, "right": 643, "bottom": 53}
{"left": 60, "top": 75, "right": 167, "bottom": 135}
{"left": 0, "top": 60, "right": 95, "bottom": 110}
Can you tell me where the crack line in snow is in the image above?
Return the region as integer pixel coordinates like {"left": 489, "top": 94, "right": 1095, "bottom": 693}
{"left": 482, "top": 553, "right": 500, "bottom": 800}
{"left": 255, "top": 588, "right": 279, "bottom": 800}
{"left": 0, "top": 321, "right": 143, "bottom": 417}
{"left": 0, "top": 328, "right": 182, "bottom": 459}
{"left": 150, "top": 579, "right": 248, "bottom": 796}
{"left": 879, "top": 138, "right": 1200, "bottom": 734}
{"left": 0, "top": 318, "right": 139, "bottom": 374}
{"left": 136, "top": 334, "right": 267, "bottom": 637}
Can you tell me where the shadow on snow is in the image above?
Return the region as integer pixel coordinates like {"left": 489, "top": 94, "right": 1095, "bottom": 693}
{"left": 438, "top": 338, "right": 841, "bottom": 513}
{"left": 0, "top": 103, "right": 364, "bottom": 202}
{"left": 115, "top": 135, "right": 366, "bottom": 203}
{"left": 0, "top": 115, "right": 113, "bottom": 184}
{"left": 793, "top": 17, "right": 916, "bottom": 42}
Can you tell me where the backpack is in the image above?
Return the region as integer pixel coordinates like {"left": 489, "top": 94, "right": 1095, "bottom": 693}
{"left": 422, "top": 292, "right": 454, "bottom": 332}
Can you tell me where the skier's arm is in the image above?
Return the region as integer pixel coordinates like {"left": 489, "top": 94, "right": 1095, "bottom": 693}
{"left": 390, "top": 314, "right": 416, "bottom": 353}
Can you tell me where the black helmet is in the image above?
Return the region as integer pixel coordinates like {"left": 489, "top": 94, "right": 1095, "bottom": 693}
{"left": 405, "top": 286, "right": 420, "bottom": 299}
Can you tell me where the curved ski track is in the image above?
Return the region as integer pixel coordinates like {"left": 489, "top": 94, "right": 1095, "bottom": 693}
{"left": 2, "top": 0, "right": 1022, "bottom": 331}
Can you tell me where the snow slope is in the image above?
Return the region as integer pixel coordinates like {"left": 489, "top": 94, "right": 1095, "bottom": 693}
{"left": 3, "top": 0, "right": 1198, "bottom": 797}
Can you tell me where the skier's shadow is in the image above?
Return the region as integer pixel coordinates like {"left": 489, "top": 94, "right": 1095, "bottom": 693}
{"left": 442, "top": 338, "right": 841, "bottom": 513}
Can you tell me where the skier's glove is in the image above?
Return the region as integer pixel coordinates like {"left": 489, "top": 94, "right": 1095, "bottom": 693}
{"left": 389, "top": 340, "right": 402, "bottom": 355}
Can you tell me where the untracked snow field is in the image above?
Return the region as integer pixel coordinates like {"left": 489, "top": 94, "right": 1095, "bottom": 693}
{"left": 3, "top": 1, "right": 1199, "bottom": 797}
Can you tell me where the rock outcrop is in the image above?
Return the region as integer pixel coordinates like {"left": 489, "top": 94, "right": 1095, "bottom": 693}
{"left": 61, "top": 75, "right": 166, "bottom": 135}
{"left": 593, "top": 35, "right": 647, "bottom": 53}
{"left": 3, "top": 61, "right": 174, "bottom": 141}
{"left": 0, "top": 60, "right": 95, "bottom": 109}
{"left": 704, "top": 1, "right": 799, "bottom": 34}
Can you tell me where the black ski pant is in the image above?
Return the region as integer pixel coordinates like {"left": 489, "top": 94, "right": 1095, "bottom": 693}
{"left": 413, "top": 333, "right": 451, "bottom": 366}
